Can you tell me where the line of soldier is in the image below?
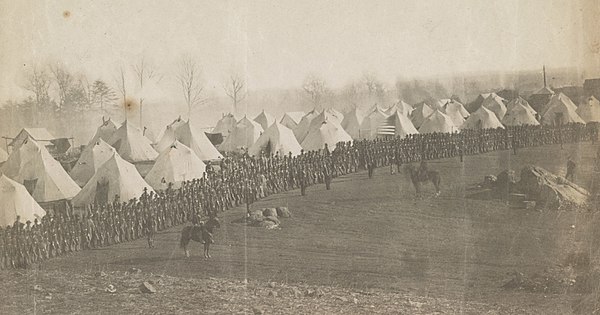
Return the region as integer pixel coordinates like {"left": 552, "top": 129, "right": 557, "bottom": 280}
{"left": 0, "top": 122, "right": 596, "bottom": 269}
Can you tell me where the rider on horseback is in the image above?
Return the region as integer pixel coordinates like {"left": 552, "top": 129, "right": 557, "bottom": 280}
{"left": 418, "top": 160, "right": 429, "bottom": 181}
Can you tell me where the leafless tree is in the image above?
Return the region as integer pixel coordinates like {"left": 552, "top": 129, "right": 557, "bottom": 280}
{"left": 50, "top": 64, "right": 75, "bottom": 109}
{"left": 362, "top": 72, "right": 386, "bottom": 102}
{"left": 113, "top": 67, "right": 128, "bottom": 112}
{"left": 302, "top": 74, "right": 328, "bottom": 110}
{"left": 132, "top": 58, "right": 161, "bottom": 126}
{"left": 342, "top": 81, "right": 363, "bottom": 110}
{"left": 177, "top": 56, "right": 206, "bottom": 118}
{"left": 223, "top": 73, "right": 246, "bottom": 112}
{"left": 23, "top": 66, "right": 52, "bottom": 124}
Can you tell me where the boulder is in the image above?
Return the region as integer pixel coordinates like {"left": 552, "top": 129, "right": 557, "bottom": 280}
{"left": 255, "top": 220, "right": 277, "bottom": 229}
{"left": 264, "top": 216, "right": 281, "bottom": 225}
{"left": 517, "top": 166, "right": 589, "bottom": 209}
{"left": 276, "top": 207, "right": 291, "bottom": 218}
{"left": 262, "top": 208, "right": 278, "bottom": 217}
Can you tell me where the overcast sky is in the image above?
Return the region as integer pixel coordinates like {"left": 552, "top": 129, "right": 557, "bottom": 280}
{"left": 0, "top": 0, "right": 597, "bottom": 104}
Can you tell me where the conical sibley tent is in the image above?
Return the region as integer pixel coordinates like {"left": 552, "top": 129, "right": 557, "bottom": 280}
{"left": 542, "top": 93, "right": 585, "bottom": 125}
{"left": 359, "top": 107, "right": 389, "bottom": 139}
{"left": 0, "top": 175, "right": 46, "bottom": 227}
{"left": 410, "top": 102, "right": 434, "bottom": 128}
{"left": 576, "top": 96, "right": 600, "bottom": 123}
{"left": 253, "top": 110, "right": 276, "bottom": 130}
{"left": 1, "top": 137, "right": 81, "bottom": 203}
{"left": 280, "top": 111, "right": 306, "bottom": 130}
{"left": 461, "top": 106, "right": 505, "bottom": 129}
{"left": 387, "top": 112, "right": 419, "bottom": 138}
{"left": 481, "top": 94, "right": 507, "bottom": 120}
{"left": 541, "top": 93, "right": 577, "bottom": 116}
{"left": 212, "top": 113, "right": 239, "bottom": 137}
{"left": 88, "top": 117, "right": 119, "bottom": 146}
{"left": 502, "top": 102, "right": 540, "bottom": 126}
{"left": 108, "top": 120, "right": 158, "bottom": 163}
{"left": 145, "top": 141, "right": 206, "bottom": 190}
{"left": 294, "top": 109, "right": 320, "bottom": 142}
{"left": 506, "top": 97, "right": 536, "bottom": 115}
{"left": 341, "top": 108, "right": 364, "bottom": 139}
{"left": 72, "top": 152, "right": 154, "bottom": 207}
{"left": 249, "top": 122, "right": 303, "bottom": 157}
{"left": 219, "top": 116, "right": 264, "bottom": 152}
{"left": 301, "top": 120, "right": 352, "bottom": 151}
{"left": 443, "top": 100, "right": 470, "bottom": 127}
{"left": 70, "top": 139, "right": 118, "bottom": 187}
{"left": 418, "top": 109, "right": 456, "bottom": 134}
{"left": 155, "top": 118, "right": 221, "bottom": 161}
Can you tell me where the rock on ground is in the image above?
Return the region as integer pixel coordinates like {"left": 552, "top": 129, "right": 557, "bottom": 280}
{"left": 517, "top": 166, "right": 589, "bottom": 209}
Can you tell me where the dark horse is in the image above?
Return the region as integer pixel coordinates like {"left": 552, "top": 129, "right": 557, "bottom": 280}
{"left": 180, "top": 217, "right": 221, "bottom": 258}
{"left": 405, "top": 164, "right": 441, "bottom": 197}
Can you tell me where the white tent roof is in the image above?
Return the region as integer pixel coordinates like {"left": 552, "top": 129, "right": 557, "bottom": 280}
{"left": 506, "top": 97, "right": 536, "bottom": 115}
{"left": 481, "top": 94, "right": 507, "bottom": 120}
{"left": 219, "top": 116, "right": 264, "bottom": 152}
{"left": 385, "top": 112, "right": 419, "bottom": 138}
{"left": 108, "top": 120, "right": 158, "bottom": 163}
{"left": 9, "top": 128, "right": 56, "bottom": 148}
{"left": 576, "top": 96, "right": 600, "bottom": 123}
{"left": 253, "top": 110, "right": 276, "bottom": 130}
{"left": 248, "top": 122, "right": 303, "bottom": 157}
{"left": 155, "top": 118, "right": 222, "bottom": 161}
{"left": 0, "top": 147, "right": 7, "bottom": 164}
{"left": 323, "top": 108, "right": 344, "bottom": 123}
{"left": 88, "top": 118, "right": 119, "bottom": 146}
{"left": 341, "top": 108, "right": 364, "bottom": 139}
{"left": 70, "top": 139, "right": 117, "bottom": 187}
{"left": 0, "top": 175, "right": 46, "bottom": 227}
{"left": 542, "top": 94, "right": 585, "bottom": 125}
{"left": 359, "top": 108, "right": 389, "bottom": 139}
{"left": 145, "top": 141, "right": 206, "bottom": 190}
{"left": 443, "top": 100, "right": 469, "bottom": 127}
{"left": 293, "top": 109, "right": 321, "bottom": 142}
{"left": 72, "top": 152, "right": 154, "bottom": 207}
{"left": 301, "top": 120, "right": 352, "bottom": 151}
{"left": 1, "top": 137, "right": 81, "bottom": 203}
{"left": 410, "top": 102, "right": 434, "bottom": 128}
{"left": 280, "top": 111, "right": 306, "bottom": 130}
{"left": 502, "top": 102, "right": 540, "bottom": 126}
{"left": 461, "top": 106, "right": 505, "bottom": 129}
{"left": 385, "top": 100, "right": 413, "bottom": 116}
{"left": 212, "top": 113, "right": 239, "bottom": 137}
{"left": 418, "top": 109, "right": 456, "bottom": 134}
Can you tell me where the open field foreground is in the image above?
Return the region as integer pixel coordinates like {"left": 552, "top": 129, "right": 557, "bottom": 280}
{"left": 2, "top": 143, "right": 600, "bottom": 314}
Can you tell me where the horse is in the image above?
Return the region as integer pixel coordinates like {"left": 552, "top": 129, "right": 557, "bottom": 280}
{"left": 405, "top": 164, "right": 441, "bottom": 198}
{"left": 179, "top": 217, "right": 221, "bottom": 258}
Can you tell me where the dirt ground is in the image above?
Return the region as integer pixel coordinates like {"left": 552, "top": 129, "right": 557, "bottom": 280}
{"left": 2, "top": 142, "right": 599, "bottom": 314}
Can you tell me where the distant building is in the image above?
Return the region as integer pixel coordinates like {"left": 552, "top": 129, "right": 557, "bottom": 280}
{"left": 584, "top": 78, "right": 600, "bottom": 100}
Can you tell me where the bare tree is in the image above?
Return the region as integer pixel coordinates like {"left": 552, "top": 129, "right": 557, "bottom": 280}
{"left": 223, "top": 73, "right": 246, "bottom": 112}
{"left": 342, "top": 81, "right": 363, "bottom": 110}
{"left": 24, "top": 66, "right": 52, "bottom": 120}
{"left": 177, "top": 56, "right": 205, "bottom": 118}
{"left": 132, "top": 58, "right": 160, "bottom": 126}
{"left": 113, "top": 67, "right": 128, "bottom": 114}
{"left": 302, "top": 74, "right": 328, "bottom": 110}
{"left": 50, "top": 64, "right": 75, "bottom": 109}
{"left": 362, "top": 72, "right": 386, "bottom": 103}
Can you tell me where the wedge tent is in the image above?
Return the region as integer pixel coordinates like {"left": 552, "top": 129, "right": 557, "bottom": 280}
{"left": 542, "top": 93, "right": 585, "bottom": 125}
{"left": 461, "top": 106, "right": 505, "bottom": 130}
{"left": 481, "top": 94, "right": 507, "bottom": 120}
{"left": 70, "top": 139, "right": 118, "bottom": 187}
{"left": 418, "top": 109, "right": 456, "bottom": 134}
{"left": 145, "top": 141, "right": 206, "bottom": 190}
{"left": 219, "top": 116, "right": 264, "bottom": 152}
{"left": 0, "top": 175, "right": 46, "bottom": 227}
{"left": 88, "top": 117, "right": 119, "bottom": 146}
{"left": 301, "top": 120, "right": 352, "bottom": 151}
{"left": 212, "top": 113, "right": 239, "bottom": 137}
{"left": 253, "top": 110, "right": 276, "bottom": 130}
{"left": 280, "top": 111, "right": 306, "bottom": 130}
{"left": 107, "top": 120, "right": 158, "bottom": 163}
{"left": 410, "top": 102, "right": 434, "bottom": 128}
{"left": 155, "top": 117, "right": 222, "bottom": 161}
{"left": 248, "top": 122, "right": 303, "bottom": 157}
{"left": 341, "top": 108, "right": 364, "bottom": 139}
{"left": 1, "top": 137, "right": 80, "bottom": 203}
{"left": 502, "top": 102, "right": 540, "bottom": 126}
{"left": 443, "top": 100, "right": 470, "bottom": 127}
{"left": 293, "top": 109, "right": 320, "bottom": 142}
{"left": 576, "top": 96, "right": 600, "bottom": 123}
{"left": 72, "top": 152, "right": 154, "bottom": 207}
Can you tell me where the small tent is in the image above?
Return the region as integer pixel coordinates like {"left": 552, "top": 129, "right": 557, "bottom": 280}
{"left": 528, "top": 86, "right": 555, "bottom": 113}
{"left": 301, "top": 120, "right": 352, "bottom": 151}
{"left": 481, "top": 94, "right": 507, "bottom": 120}
{"left": 359, "top": 107, "right": 389, "bottom": 139}
{"left": 70, "top": 139, "right": 118, "bottom": 187}
{"left": 145, "top": 141, "right": 206, "bottom": 190}
{"left": 0, "top": 175, "right": 46, "bottom": 227}
{"left": 542, "top": 93, "right": 585, "bottom": 125}
{"left": 108, "top": 120, "right": 158, "bottom": 163}
{"left": 219, "top": 116, "right": 264, "bottom": 152}
{"left": 410, "top": 102, "right": 434, "bottom": 128}
{"left": 294, "top": 109, "right": 321, "bottom": 142}
{"left": 443, "top": 100, "right": 470, "bottom": 127}
{"left": 466, "top": 93, "right": 506, "bottom": 113}
{"left": 323, "top": 108, "right": 344, "bottom": 123}
{"left": 280, "top": 111, "right": 305, "bottom": 130}
{"left": 576, "top": 96, "right": 600, "bottom": 123}
{"left": 385, "top": 100, "right": 413, "bottom": 116}
{"left": 88, "top": 117, "right": 119, "bottom": 146}
{"left": 1, "top": 137, "right": 81, "bottom": 203}
{"left": 248, "top": 122, "right": 303, "bottom": 157}
{"left": 418, "top": 109, "right": 456, "bottom": 134}
{"left": 502, "top": 102, "right": 540, "bottom": 126}
{"left": 461, "top": 106, "right": 505, "bottom": 129}
{"left": 506, "top": 97, "right": 536, "bottom": 115}
{"left": 341, "top": 108, "right": 364, "bottom": 139}
{"left": 253, "top": 110, "right": 276, "bottom": 130}
{"left": 386, "top": 112, "right": 419, "bottom": 138}
{"left": 9, "top": 128, "right": 56, "bottom": 150}
{"left": 155, "top": 117, "right": 222, "bottom": 161}
{"left": 212, "top": 113, "right": 239, "bottom": 137}
{"left": 72, "top": 152, "right": 154, "bottom": 207}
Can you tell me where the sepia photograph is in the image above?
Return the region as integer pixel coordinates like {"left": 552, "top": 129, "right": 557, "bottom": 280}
{"left": 1, "top": 0, "right": 600, "bottom": 313}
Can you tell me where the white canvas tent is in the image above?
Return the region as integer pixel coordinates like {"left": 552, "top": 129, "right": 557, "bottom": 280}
{"left": 219, "top": 116, "right": 264, "bottom": 152}
{"left": 410, "top": 102, "right": 434, "bottom": 128}
{"left": 461, "top": 106, "right": 505, "bottom": 129}
{"left": 359, "top": 107, "right": 389, "bottom": 139}
{"left": 542, "top": 94, "right": 585, "bottom": 125}
{"left": 0, "top": 175, "right": 46, "bottom": 227}
{"left": 576, "top": 96, "right": 600, "bottom": 123}
{"left": 385, "top": 112, "right": 419, "bottom": 138}
{"left": 294, "top": 109, "right": 320, "bottom": 142}
{"left": 88, "top": 117, "right": 119, "bottom": 146}
{"left": 145, "top": 141, "right": 206, "bottom": 190}
{"left": 443, "top": 100, "right": 470, "bottom": 127}
{"left": 341, "top": 108, "right": 364, "bottom": 139}
{"left": 70, "top": 139, "right": 118, "bottom": 187}
{"left": 9, "top": 128, "right": 56, "bottom": 150}
{"left": 72, "top": 152, "right": 154, "bottom": 207}
{"left": 385, "top": 100, "right": 413, "bottom": 116}
{"left": 501, "top": 102, "right": 540, "bottom": 126}
{"left": 323, "top": 108, "right": 344, "bottom": 123}
{"left": 108, "top": 120, "right": 158, "bottom": 163}
{"left": 212, "top": 113, "right": 239, "bottom": 137}
{"left": 301, "top": 120, "right": 352, "bottom": 151}
{"left": 418, "top": 109, "right": 456, "bottom": 134}
{"left": 155, "top": 118, "right": 222, "bottom": 161}
{"left": 541, "top": 93, "right": 578, "bottom": 116}
{"left": 280, "top": 111, "right": 305, "bottom": 130}
{"left": 1, "top": 137, "right": 81, "bottom": 203}
{"left": 506, "top": 97, "right": 536, "bottom": 115}
{"left": 253, "top": 110, "right": 276, "bottom": 130}
{"left": 481, "top": 94, "right": 507, "bottom": 120}
{"left": 249, "top": 122, "right": 303, "bottom": 157}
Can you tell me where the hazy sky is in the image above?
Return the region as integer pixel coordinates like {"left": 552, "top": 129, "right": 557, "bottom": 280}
{"left": 0, "top": 0, "right": 597, "bottom": 104}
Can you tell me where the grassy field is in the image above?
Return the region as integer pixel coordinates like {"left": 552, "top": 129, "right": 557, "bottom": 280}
{"left": 2, "top": 142, "right": 599, "bottom": 314}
